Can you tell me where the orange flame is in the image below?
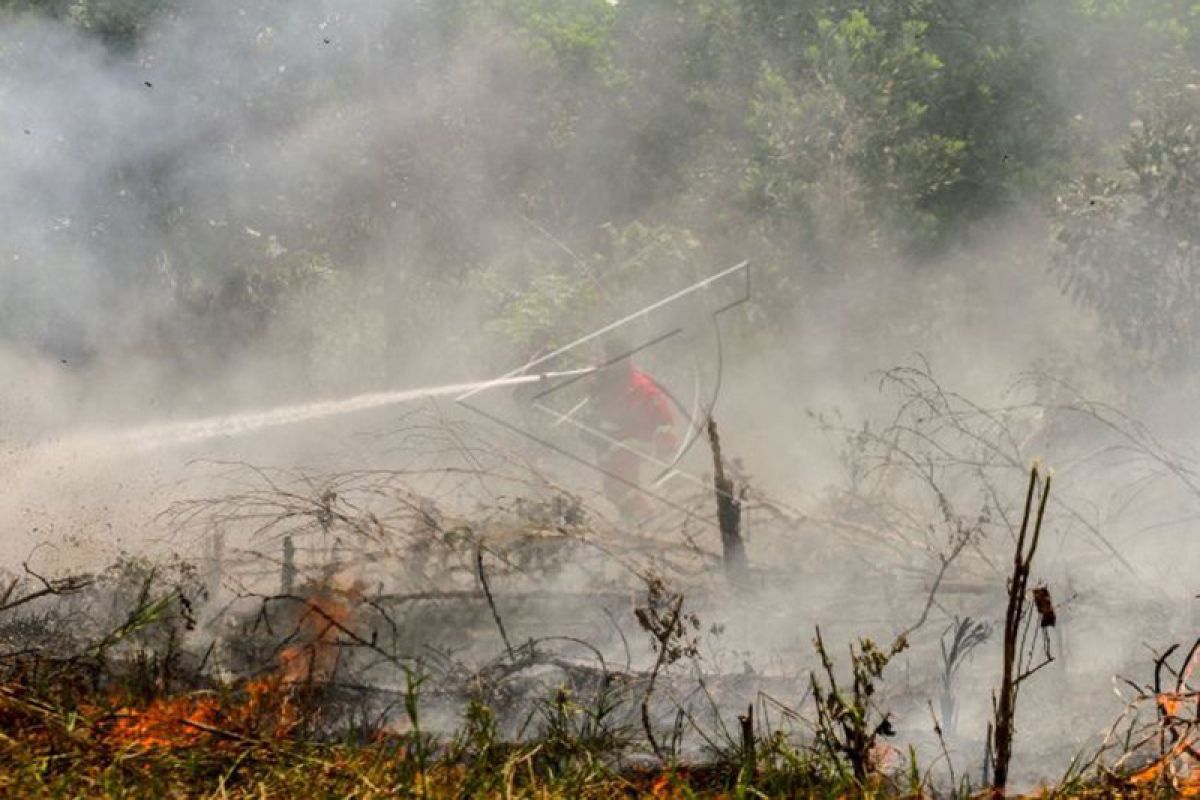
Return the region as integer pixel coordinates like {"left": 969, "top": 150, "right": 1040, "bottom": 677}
{"left": 1129, "top": 658, "right": 1200, "bottom": 793}
{"left": 649, "top": 772, "right": 677, "bottom": 798}
{"left": 60, "top": 583, "right": 361, "bottom": 753}
{"left": 106, "top": 677, "right": 301, "bottom": 751}
{"left": 278, "top": 584, "right": 358, "bottom": 684}
{"left": 110, "top": 693, "right": 221, "bottom": 749}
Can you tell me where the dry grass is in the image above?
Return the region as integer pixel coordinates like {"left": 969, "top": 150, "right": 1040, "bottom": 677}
{"left": 6, "top": 395, "right": 1200, "bottom": 798}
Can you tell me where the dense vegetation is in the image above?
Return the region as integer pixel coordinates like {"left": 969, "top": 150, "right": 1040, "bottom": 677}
{"left": 2, "top": 0, "right": 1198, "bottom": 398}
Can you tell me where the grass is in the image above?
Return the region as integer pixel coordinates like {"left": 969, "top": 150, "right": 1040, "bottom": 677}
{"left": 0, "top": 666, "right": 1185, "bottom": 799}
{"left": 0, "top": 677, "right": 766, "bottom": 798}
{"left": 2, "top": 442, "right": 1195, "bottom": 798}
{"left": 0, "top": 547, "right": 1191, "bottom": 798}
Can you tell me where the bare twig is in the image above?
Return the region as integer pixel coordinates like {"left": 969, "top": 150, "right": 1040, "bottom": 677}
{"left": 476, "top": 547, "right": 515, "bottom": 661}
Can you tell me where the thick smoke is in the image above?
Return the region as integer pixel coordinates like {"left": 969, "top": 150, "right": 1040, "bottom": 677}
{"left": 1, "top": 1, "right": 1197, "bottom": 790}
{"left": 4, "top": 3, "right": 542, "bottom": 423}
{"left": 0, "top": 0, "right": 1148, "bottom": 429}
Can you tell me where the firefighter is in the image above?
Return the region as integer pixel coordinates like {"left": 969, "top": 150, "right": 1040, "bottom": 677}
{"left": 582, "top": 338, "right": 679, "bottom": 520}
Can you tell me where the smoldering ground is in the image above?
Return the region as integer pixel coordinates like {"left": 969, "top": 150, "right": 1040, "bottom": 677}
{"left": 2, "top": 0, "right": 1199, "bottom": 793}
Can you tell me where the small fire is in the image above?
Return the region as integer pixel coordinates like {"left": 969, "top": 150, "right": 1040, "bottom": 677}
{"left": 278, "top": 582, "right": 360, "bottom": 684}
{"left": 105, "top": 676, "right": 301, "bottom": 751}
{"left": 110, "top": 693, "right": 221, "bottom": 749}
{"left": 1127, "top": 648, "right": 1200, "bottom": 794}
{"left": 4, "top": 583, "right": 361, "bottom": 754}
{"left": 649, "top": 772, "right": 679, "bottom": 798}
{"left": 1127, "top": 716, "right": 1200, "bottom": 793}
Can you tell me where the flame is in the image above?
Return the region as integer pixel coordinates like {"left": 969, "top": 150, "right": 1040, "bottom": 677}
{"left": 1128, "top": 661, "right": 1200, "bottom": 793}
{"left": 0, "top": 583, "right": 360, "bottom": 755}
{"left": 110, "top": 693, "right": 222, "bottom": 749}
{"left": 106, "top": 677, "right": 301, "bottom": 751}
{"left": 1129, "top": 735, "right": 1200, "bottom": 790}
{"left": 278, "top": 584, "right": 358, "bottom": 684}
{"left": 649, "top": 772, "right": 679, "bottom": 798}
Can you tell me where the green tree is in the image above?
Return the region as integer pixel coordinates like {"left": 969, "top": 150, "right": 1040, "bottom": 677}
{"left": 1053, "top": 83, "right": 1200, "bottom": 374}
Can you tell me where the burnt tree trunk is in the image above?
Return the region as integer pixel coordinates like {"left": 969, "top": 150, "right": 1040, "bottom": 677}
{"left": 739, "top": 703, "right": 756, "bottom": 775}
{"left": 707, "top": 418, "right": 748, "bottom": 585}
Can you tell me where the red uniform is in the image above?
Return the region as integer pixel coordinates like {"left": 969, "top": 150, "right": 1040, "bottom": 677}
{"left": 587, "top": 364, "right": 679, "bottom": 520}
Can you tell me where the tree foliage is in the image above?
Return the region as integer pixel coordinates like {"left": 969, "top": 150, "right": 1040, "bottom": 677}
{"left": 4, "top": 0, "right": 1198, "bottom": 387}
{"left": 1054, "top": 85, "right": 1200, "bottom": 373}
{"left": 1050, "top": 1, "right": 1200, "bottom": 375}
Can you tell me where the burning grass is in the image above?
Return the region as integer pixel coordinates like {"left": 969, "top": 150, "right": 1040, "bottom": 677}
{"left": 0, "top": 666, "right": 1192, "bottom": 798}
{"left": 5, "top": 389, "right": 1200, "bottom": 797}
{"left": 0, "top": 550, "right": 1192, "bottom": 799}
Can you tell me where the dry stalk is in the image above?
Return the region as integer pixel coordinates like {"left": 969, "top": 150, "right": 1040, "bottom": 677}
{"left": 991, "top": 463, "right": 1053, "bottom": 798}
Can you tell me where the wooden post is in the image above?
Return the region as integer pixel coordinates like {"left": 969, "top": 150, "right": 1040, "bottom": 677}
{"left": 739, "top": 703, "right": 756, "bottom": 775}
{"left": 707, "top": 418, "right": 748, "bottom": 585}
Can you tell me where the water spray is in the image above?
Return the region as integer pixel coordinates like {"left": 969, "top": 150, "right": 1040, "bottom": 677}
{"left": 25, "top": 367, "right": 598, "bottom": 460}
